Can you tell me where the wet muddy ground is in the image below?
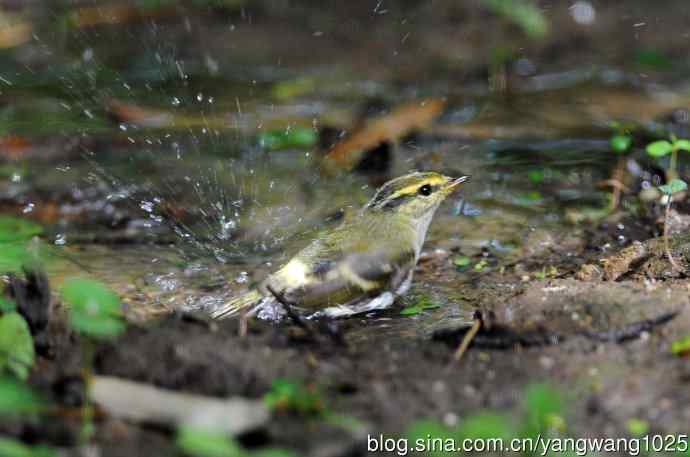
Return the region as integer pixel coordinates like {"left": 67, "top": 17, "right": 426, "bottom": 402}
{"left": 1, "top": 0, "right": 690, "bottom": 455}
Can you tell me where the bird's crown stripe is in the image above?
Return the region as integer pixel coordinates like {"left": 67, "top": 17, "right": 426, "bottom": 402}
{"left": 389, "top": 176, "right": 448, "bottom": 199}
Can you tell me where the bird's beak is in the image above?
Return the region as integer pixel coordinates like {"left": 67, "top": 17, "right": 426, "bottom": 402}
{"left": 445, "top": 175, "right": 470, "bottom": 190}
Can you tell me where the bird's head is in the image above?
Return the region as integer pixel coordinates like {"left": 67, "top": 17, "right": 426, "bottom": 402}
{"left": 364, "top": 171, "right": 469, "bottom": 221}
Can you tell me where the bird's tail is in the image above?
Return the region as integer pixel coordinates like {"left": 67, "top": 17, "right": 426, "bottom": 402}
{"left": 210, "top": 290, "right": 265, "bottom": 320}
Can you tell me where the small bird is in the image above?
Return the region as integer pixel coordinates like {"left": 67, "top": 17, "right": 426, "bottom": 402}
{"left": 211, "top": 171, "right": 469, "bottom": 320}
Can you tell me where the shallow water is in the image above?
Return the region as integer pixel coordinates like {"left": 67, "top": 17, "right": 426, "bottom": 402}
{"left": 2, "top": 1, "right": 689, "bottom": 343}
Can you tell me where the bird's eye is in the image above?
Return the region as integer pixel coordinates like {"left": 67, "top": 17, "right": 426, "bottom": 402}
{"left": 418, "top": 184, "right": 432, "bottom": 196}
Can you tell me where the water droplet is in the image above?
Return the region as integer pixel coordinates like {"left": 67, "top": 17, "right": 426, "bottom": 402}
{"left": 235, "top": 271, "right": 249, "bottom": 284}
{"left": 154, "top": 273, "right": 178, "bottom": 292}
{"left": 570, "top": 1, "right": 596, "bottom": 25}
{"left": 140, "top": 200, "right": 154, "bottom": 213}
{"left": 219, "top": 216, "right": 236, "bottom": 240}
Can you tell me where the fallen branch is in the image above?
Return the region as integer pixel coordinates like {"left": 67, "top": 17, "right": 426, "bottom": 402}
{"left": 451, "top": 310, "right": 483, "bottom": 363}
{"left": 90, "top": 376, "right": 269, "bottom": 435}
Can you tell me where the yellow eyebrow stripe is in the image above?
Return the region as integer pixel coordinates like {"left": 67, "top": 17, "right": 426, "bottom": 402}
{"left": 390, "top": 176, "right": 447, "bottom": 199}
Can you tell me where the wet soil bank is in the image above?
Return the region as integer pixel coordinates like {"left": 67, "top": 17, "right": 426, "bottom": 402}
{"left": 6, "top": 224, "right": 690, "bottom": 457}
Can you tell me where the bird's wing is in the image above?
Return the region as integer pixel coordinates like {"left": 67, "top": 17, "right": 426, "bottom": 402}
{"left": 264, "top": 221, "right": 417, "bottom": 309}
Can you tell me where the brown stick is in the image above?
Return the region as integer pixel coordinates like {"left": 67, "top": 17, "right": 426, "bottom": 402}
{"left": 451, "top": 310, "right": 483, "bottom": 363}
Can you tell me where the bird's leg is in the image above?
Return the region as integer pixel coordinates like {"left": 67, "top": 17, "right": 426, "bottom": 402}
{"left": 238, "top": 308, "right": 249, "bottom": 338}
{"left": 266, "top": 285, "right": 349, "bottom": 347}
{"left": 265, "top": 284, "right": 316, "bottom": 336}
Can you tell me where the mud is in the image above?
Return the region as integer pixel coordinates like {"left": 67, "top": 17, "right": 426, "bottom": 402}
{"left": 2, "top": 0, "right": 690, "bottom": 455}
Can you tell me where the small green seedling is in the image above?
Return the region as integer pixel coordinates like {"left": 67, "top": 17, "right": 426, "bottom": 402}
{"left": 176, "top": 426, "right": 243, "bottom": 457}
{"left": 658, "top": 178, "right": 688, "bottom": 196}
{"left": 607, "top": 122, "right": 636, "bottom": 210}
{"left": 176, "top": 425, "right": 298, "bottom": 457}
{"left": 404, "top": 419, "right": 457, "bottom": 457}
{"left": 400, "top": 296, "right": 441, "bottom": 316}
{"left": 482, "top": 0, "right": 548, "bottom": 39}
{"left": 658, "top": 178, "right": 688, "bottom": 272}
{"left": 0, "top": 309, "right": 35, "bottom": 380}
{"left": 405, "top": 383, "right": 567, "bottom": 456}
{"left": 457, "top": 412, "right": 515, "bottom": 440}
{"left": 646, "top": 135, "right": 690, "bottom": 179}
{"left": 527, "top": 168, "right": 545, "bottom": 184}
{"left": 263, "top": 379, "right": 325, "bottom": 416}
{"left": 626, "top": 418, "right": 650, "bottom": 437}
{"left": 610, "top": 134, "right": 633, "bottom": 154}
{"left": 61, "top": 278, "right": 126, "bottom": 444}
{"left": 533, "top": 265, "right": 557, "bottom": 280}
{"left": 635, "top": 49, "right": 672, "bottom": 71}
{"left": 0, "top": 216, "right": 49, "bottom": 273}
{"left": 63, "top": 278, "right": 125, "bottom": 338}
{"left": 453, "top": 255, "right": 472, "bottom": 268}
{"left": 258, "top": 127, "right": 316, "bottom": 150}
{"left": 0, "top": 436, "right": 55, "bottom": 457}
{"left": 0, "top": 375, "right": 46, "bottom": 416}
{"left": 271, "top": 77, "right": 316, "bottom": 100}
{"left": 0, "top": 216, "right": 43, "bottom": 243}
{"left": 522, "top": 383, "right": 565, "bottom": 437}
{"left": 671, "top": 335, "right": 690, "bottom": 356}
{"left": 473, "top": 259, "right": 488, "bottom": 272}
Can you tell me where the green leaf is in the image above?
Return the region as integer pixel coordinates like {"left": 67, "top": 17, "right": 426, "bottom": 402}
{"left": 0, "top": 313, "right": 34, "bottom": 380}
{"left": 62, "top": 278, "right": 125, "bottom": 339}
{"left": 626, "top": 418, "right": 649, "bottom": 437}
{"left": 258, "top": 127, "right": 316, "bottom": 150}
{"left": 635, "top": 49, "right": 672, "bottom": 71}
{"left": 658, "top": 179, "right": 688, "bottom": 195}
{"left": 405, "top": 420, "right": 454, "bottom": 457}
{"left": 610, "top": 134, "right": 632, "bottom": 153}
{"left": 646, "top": 140, "right": 673, "bottom": 157}
{"left": 263, "top": 379, "right": 324, "bottom": 416}
{"left": 399, "top": 305, "right": 423, "bottom": 316}
{"left": 473, "top": 260, "right": 488, "bottom": 272}
{"left": 0, "top": 296, "right": 16, "bottom": 313}
{"left": 671, "top": 335, "right": 690, "bottom": 356}
{"left": 175, "top": 426, "right": 244, "bottom": 457}
{"left": 457, "top": 412, "right": 515, "bottom": 440}
{"left": 0, "top": 376, "right": 46, "bottom": 415}
{"left": 523, "top": 383, "right": 564, "bottom": 435}
{"left": 483, "top": 0, "right": 548, "bottom": 39}
{"left": 527, "top": 168, "right": 544, "bottom": 183}
{"left": 0, "top": 242, "right": 42, "bottom": 273}
{"left": 453, "top": 255, "right": 471, "bottom": 267}
{"left": 271, "top": 77, "right": 316, "bottom": 100}
{"left": 674, "top": 139, "right": 690, "bottom": 152}
{"left": 400, "top": 297, "right": 441, "bottom": 316}
{"left": 513, "top": 190, "right": 543, "bottom": 207}
{"left": 0, "top": 216, "right": 42, "bottom": 243}
{"left": 0, "top": 437, "right": 56, "bottom": 457}
{"left": 532, "top": 270, "right": 545, "bottom": 279}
